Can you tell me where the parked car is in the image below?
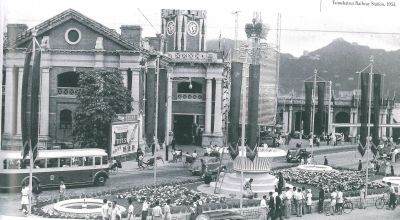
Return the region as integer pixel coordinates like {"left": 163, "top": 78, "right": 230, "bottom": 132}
{"left": 190, "top": 157, "right": 225, "bottom": 176}
{"left": 286, "top": 148, "right": 311, "bottom": 163}
{"left": 260, "top": 136, "right": 275, "bottom": 147}
{"left": 196, "top": 210, "right": 245, "bottom": 220}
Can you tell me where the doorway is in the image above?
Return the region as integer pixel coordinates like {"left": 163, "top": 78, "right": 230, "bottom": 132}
{"left": 174, "top": 115, "right": 195, "bottom": 145}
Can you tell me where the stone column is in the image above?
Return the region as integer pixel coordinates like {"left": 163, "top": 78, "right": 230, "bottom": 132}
{"left": 213, "top": 79, "right": 223, "bottom": 136}
{"left": 16, "top": 68, "right": 24, "bottom": 135}
{"left": 131, "top": 69, "right": 140, "bottom": 114}
{"left": 388, "top": 110, "right": 393, "bottom": 137}
{"left": 328, "top": 106, "right": 334, "bottom": 134}
{"left": 288, "top": 105, "right": 293, "bottom": 134}
{"left": 350, "top": 108, "right": 358, "bottom": 138}
{"left": 204, "top": 78, "right": 212, "bottom": 134}
{"left": 283, "top": 108, "right": 289, "bottom": 134}
{"left": 39, "top": 68, "right": 50, "bottom": 139}
{"left": 4, "top": 67, "right": 17, "bottom": 135}
{"left": 380, "top": 109, "right": 387, "bottom": 137}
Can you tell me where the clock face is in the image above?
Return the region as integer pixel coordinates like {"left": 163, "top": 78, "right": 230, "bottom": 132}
{"left": 166, "top": 21, "right": 175, "bottom": 35}
{"left": 187, "top": 21, "right": 199, "bottom": 36}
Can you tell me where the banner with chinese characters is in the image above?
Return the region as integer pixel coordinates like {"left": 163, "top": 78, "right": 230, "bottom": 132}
{"left": 110, "top": 122, "right": 139, "bottom": 157}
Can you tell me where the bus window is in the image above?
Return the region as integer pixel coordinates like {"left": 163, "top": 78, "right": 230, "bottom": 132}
{"left": 83, "top": 157, "right": 93, "bottom": 166}
{"left": 34, "top": 159, "right": 46, "bottom": 168}
{"left": 3, "top": 160, "right": 7, "bottom": 169}
{"left": 102, "top": 156, "right": 108, "bottom": 165}
{"left": 47, "top": 158, "right": 59, "bottom": 168}
{"left": 95, "top": 157, "right": 101, "bottom": 165}
{"left": 60, "top": 158, "right": 71, "bottom": 167}
{"left": 72, "top": 157, "right": 84, "bottom": 166}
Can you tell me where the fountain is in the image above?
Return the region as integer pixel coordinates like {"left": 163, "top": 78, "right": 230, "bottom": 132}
{"left": 204, "top": 147, "right": 288, "bottom": 197}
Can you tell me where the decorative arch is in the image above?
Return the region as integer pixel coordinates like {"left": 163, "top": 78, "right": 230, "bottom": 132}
{"left": 57, "top": 71, "right": 79, "bottom": 87}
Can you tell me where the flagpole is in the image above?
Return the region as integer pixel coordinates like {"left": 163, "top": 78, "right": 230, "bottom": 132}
{"left": 366, "top": 56, "right": 374, "bottom": 198}
{"left": 328, "top": 81, "right": 332, "bottom": 135}
{"left": 311, "top": 69, "right": 317, "bottom": 161}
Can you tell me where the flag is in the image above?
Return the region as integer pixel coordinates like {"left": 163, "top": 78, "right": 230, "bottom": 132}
{"left": 304, "top": 82, "right": 313, "bottom": 135}
{"left": 358, "top": 143, "right": 366, "bottom": 157}
{"left": 21, "top": 46, "right": 33, "bottom": 160}
{"left": 228, "top": 143, "right": 239, "bottom": 160}
{"left": 316, "top": 82, "right": 326, "bottom": 135}
{"left": 145, "top": 67, "right": 156, "bottom": 143}
{"left": 228, "top": 62, "right": 243, "bottom": 147}
{"left": 246, "top": 146, "right": 257, "bottom": 162}
{"left": 359, "top": 72, "right": 369, "bottom": 156}
{"left": 157, "top": 67, "right": 168, "bottom": 144}
{"left": 372, "top": 74, "right": 383, "bottom": 147}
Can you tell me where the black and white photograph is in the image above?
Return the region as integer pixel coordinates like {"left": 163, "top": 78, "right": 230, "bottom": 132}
{"left": 0, "top": 0, "right": 400, "bottom": 219}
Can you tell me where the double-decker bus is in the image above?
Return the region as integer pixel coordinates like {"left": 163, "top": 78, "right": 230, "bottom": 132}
{"left": 0, "top": 148, "right": 109, "bottom": 191}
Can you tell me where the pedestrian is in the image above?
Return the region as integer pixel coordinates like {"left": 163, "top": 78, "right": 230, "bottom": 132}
{"left": 300, "top": 157, "right": 305, "bottom": 165}
{"left": 151, "top": 142, "right": 155, "bottom": 156}
{"left": 59, "top": 180, "right": 66, "bottom": 201}
{"left": 277, "top": 172, "right": 285, "bottom": 194}
{"left": 244, "top": 178, "right": 254, "bottom": 198}
{"left": 127, "top": 198, "right": 134, "bottom": 220}
{"left": 336, "top": 187, "right": 343, "bottom": 215}
{"left": 324, "top": 156, "right": 328, "bottom": 166}
{"left": 306, "top": 189, "right": 312, "bottom": 214}
{"left": 318, "top": 186, "right": 325, "bottom": 213}
{"left": 138, "top": 154, "right": 145, "bottom": 170}
{"left": 20, "top": 183, "right": 29, "bottom": 215}
{"left": 327, "top": 133, "right": 331, "bottom": 145}
{"left": 332, "top": 134, "right": 337, "bottom": 146}
{"left": 152, "top": 200, "right": 163, "bottom": 220}
{"left": 358, "top": 160, "right": 362, "bottom": 171}
{"left": 190, "top": 197, "right": 198, "bottom": 220}
{"left": 283, "top": 186, "right": 292, "bottom": 218}
{"left": 328, "top": 187, "right": 337, "bottom": 216}
{"left": 390, "top": 164, "right": 395, "bottom": 176}
{"left": 388, "top": 182, "right": 396, "bottom": 210}
{"left": 101, "top": 199, "right": 110, "bottom": 220}
{"left": 107, "top": 201, "right": 112, "bottom": 218}
{"left": 276, "top": 191, "right": 284, "bottom": 220}
{"left": 301, "top": 187, "right": 306, "bottom": 215}
{"left": 295, "top": 188, "right": 303, "bottom": 217}
{"left": 200, "top": 159, "right": 206, "bottom": 178}
{"left": 292, "top": 186, "right": 297, "bottom": 215}
{"left": 287, "top": 134, "right": 292, "bottom": 145}
{"left": 267, "top": 192, "right": 275, "bottom": 220}
{"left": 195, "top": 194, "right": 203, "bottom": 216}
{"left": 163, "top": 199, "right": 172, "bottom": 220}
{"left": 141, "top": 197, "right": 149, "bottom": 220}
{"left": 306, "top": 156, "right": 312, "bottom": 165}
{"left": 359, "top": 185, "right": 366, "bottom": 209}
{"left": 111, "top": 201, "right": 121, "bottom": 220}
{"left": 171, "top": 137, "right": 176, "bottom": 152}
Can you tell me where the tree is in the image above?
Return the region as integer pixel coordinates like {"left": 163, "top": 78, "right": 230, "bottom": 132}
{"left": 73, "top": 68, "right": 133, "bottom": 150}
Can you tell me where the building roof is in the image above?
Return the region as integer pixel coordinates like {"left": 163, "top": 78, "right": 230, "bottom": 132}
{"left": 12, "top": 9, "right": 143, "bottom": 52}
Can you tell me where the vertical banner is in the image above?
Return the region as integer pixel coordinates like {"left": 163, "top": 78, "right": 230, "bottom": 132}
{"left": 29, "top": 49, "right": 41, "bottom": 160}
{"left": 247, "top": 64, "right": 260, "bottom": 150}
{"left": 145, "top": 67, "right": 156, "bottom": 144}
{"left": 304, "top": 82, "right": 313, "bottom": 135}
{"left": 157, "top": 68, "right": 168, "bottom": 144}
{"left": 359, "top": 72, "right": 369, "bottom": 156}
{"left": 372, "top": 73, "right": 382, "bottom": 150}
{"left": 228, "top": 62, "right": 243, "bottom": 147}
{"left": 21, "top": 47, "right": 32, "bottom": 159}
{"left": 316, "top": 82, "right": 326, "bottom": 135}
{"left": 139, "top": 67, "right": 145, "bottom": 113}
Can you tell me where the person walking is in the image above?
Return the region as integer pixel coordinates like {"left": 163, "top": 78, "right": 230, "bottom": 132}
{"left": 301, "top": 187, "right": 306, "bottom": 215}
{"left": 59, "top": 180, "right": 66, "bottom": 201}
{"left": 195, "top": 195, "right": 203, "bottom": 216}
{"left": 390, "top": 164, "right": 395, "bottom": 176}
{"left": 388, "top": 182, "right": 396, "bottom": 210}
{"left": 328, "top": 187, "right": 337, "bottom": 216}
{"left": 283, "top": 186, "right": 292, "bottom": 218}
{"left": 190, "top": 197, "right": 198, "bottom": 220}
{"left": 152, "top": 201, "right": 163, "bottom": 220}
{"left": 306, "top": 189, "right": 312, "bottom": 214}
{"left": 127, "top": 198, "right": 134, "bottom": 220}
{"left": 276, "top": 191, "right": 284, "bottom": 220}
{"left": 163, "top": 199, "right": 172, "bottom": 220}
{"left": 292, "top": 187, "right": 297, "bottom": 215}
{"left": 324, "top": 156, "right": 328, "bottom": 166}
{"left": 318, "top": 186, "right": 325, "bottom": 213}
{"left": 110, "top": 201, "right": 121, "bottom": 220}
{"left": 336, "top": 187, "right": 343, "bottom": 215}
{"left": 141, "top": 197, "right": 149, "bottom": 220}
{"left": 260, "top": 195, "right": 268, "bottom": 219}
{"left": 359, "top": 185, "right": 366, "bottom": 209}
{"left": 277, "top": 172, "right": 285, "bottom": 194}
{"left": 101, "top": 199, "right": 110, "bottom": 220}
{"left": 267, "top": 192, "right": 275, "bottom": 220}
{"left": 20, "top": 183, "right": 29, "bottom": 215}
{"left": 358, "top": 160, "right": 363, "bottom": 171}
{"left": 295, "top": 188, "right": 303, "bottom": 217}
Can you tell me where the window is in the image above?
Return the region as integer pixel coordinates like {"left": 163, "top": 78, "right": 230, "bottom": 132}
{"left": 47, "top": 158, "right": 59, "bottom": 168}
{"left": 95, "top": 157, "right": 101, "bottom": 165}
{"left": 102, "top": 156, "right": 108, "bottom": 165}
{"left": 34, "top": 159, "right": 46, "bottom": 168}
{"left": 72, "top": 157, "right": 84, "bottom": 166}
{"left": 65, "top": 28, "right": 81, "bottom": 45}
{"left": 60, "top": 109, "right": 72, "bottom": 129}
{"left": 60, "top": 158, "right": 71, "bottom": 167}
{"left": 83, "top": 157, "right": 93, "bottom": 166}
{"left": 57, "top": 72, "right": 79, "bottom": 87}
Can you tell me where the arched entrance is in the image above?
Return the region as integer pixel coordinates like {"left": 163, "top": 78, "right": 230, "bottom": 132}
{"left": 335, "top": 111, "right": 350, "bottom": 135}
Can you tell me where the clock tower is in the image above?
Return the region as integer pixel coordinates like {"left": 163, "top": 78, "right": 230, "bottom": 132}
{"left": 161, "top": 9, "right": 206, "bottom": 52}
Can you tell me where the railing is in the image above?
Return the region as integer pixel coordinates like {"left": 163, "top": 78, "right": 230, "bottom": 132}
{"left": 57, "top": 87, "right": 80, "bottom": 96}
{"left": 176, "top": 93, "right": 203, "bottom": 101}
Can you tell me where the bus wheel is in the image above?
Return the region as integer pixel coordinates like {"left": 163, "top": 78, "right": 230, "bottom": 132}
{"left": 94, "top": 174, "right": 107, "bottom": 186}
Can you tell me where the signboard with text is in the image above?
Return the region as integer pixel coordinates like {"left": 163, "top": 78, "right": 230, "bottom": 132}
{"left": 110, "top": 122, "right": 139, "bottom": 157}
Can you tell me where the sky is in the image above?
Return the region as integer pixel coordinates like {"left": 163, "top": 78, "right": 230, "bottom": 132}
{"left": 1, "top": 0, "right": 400, "bottom": 56}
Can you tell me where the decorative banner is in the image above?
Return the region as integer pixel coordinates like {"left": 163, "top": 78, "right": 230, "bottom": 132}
{"left": 228, "top": 144, "right": 239, "bottom": 160}
{"left": 372, "top": 74, "right": 382, "bottom": 150}
{"left": 145, "top": 67, "right": 156, "bottom": 144}
{"left": 228, "top": 62, "right": 243, "bottom": 147}
{"left": 304, "top": 82, "right": 313, "bottom": 135}
{"left": 316, "top": 82, "right": 326, "bottom": 135}
{"left": 157, "top": 68, "right": 168, "bottom": 144}
{"left": 247, "top": 64, "right": 261, "bottom": 150}
{"left": 21, "top": 46, "right": 32, "bottom": 160}
{"left": 111, "top": 122, "right": 139, "bottom": 157}
{"left": 359, "top": 72, "right": 370, "bottom": 156}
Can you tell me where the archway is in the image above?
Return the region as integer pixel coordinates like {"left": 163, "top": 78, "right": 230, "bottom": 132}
{"left": 335, "top": 111, "right": 350, "bottom": 135}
